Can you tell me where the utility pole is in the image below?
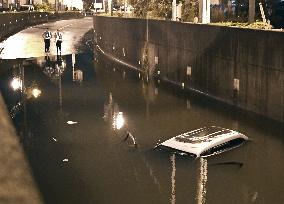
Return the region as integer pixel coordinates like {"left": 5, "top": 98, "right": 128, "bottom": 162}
{"left": 108, "top": 0, "right": 112, "bottom": 15}
{"left": 172, "top": 0, "right": 176, "bottom": 21}
{"left": 55, "top": 0, "right": 58, "bottom": 12}
{"left": 199, "top": 0, "right": 210, "bottom": 23}
{"left": 248, "top": 0, "right": 255, "bottom": 23}
{"left": 124, "top": 0, "right": 127, "bottom": 16}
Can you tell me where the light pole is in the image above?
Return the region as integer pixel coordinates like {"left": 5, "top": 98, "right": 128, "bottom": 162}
{"left": 248, "top": 0, "right": 255, "bottom": 23}
{"left": 55, "top": 0, "right": 58, "bottom": 12}
{"left": 199, "top": 0, "right": 210, "bottom": 23}
{"left": 108, "top": 0, "right": 112, "bottom": 15}
{"left": 172, "top": 0, "right": 176, "bottom": 21}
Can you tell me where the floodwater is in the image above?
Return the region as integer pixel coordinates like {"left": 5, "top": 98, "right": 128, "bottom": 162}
{"left": 0, "top": 51, "right": 283, "bottom": 204}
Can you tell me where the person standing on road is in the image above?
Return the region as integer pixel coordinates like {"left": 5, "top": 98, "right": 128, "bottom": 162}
{"left": 42, "top": 28, "right": 52, "bottom": 53}
{"left": 54, "top": 29, "right": 63, "bottom": 55}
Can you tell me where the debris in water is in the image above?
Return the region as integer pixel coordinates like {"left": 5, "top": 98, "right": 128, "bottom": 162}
{"left": 67, "top": 121, "right": 78, "bottom": 125}
{"left": 252, "top": 192, "right": 258, "bottom": 202}
{"left": 123, "top": 131, "right": 138, "bottom": 148}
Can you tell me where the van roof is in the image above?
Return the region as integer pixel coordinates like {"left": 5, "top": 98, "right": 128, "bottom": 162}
{"left": 159, "top": 126, "right": 248, "bottom": 157}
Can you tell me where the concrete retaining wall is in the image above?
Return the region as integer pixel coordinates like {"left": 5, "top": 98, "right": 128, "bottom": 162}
{"left": 94, "top": 16, "right": 284, "bottom": 123}
{"left": 0, "top": 11, "right": 84, "bottom": 41}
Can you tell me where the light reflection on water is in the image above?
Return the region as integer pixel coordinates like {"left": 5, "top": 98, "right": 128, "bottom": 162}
{"left": 0, "top": 53, "right": 283, "bottom": 204}
{"left": 170, "top": 154, "right": 176, "bottom": 204}
{"left": 197, "top": 158, "right": 208, "bottom": 204}
{"left": 103, "top": 92, "right": 125, "bottom": 130}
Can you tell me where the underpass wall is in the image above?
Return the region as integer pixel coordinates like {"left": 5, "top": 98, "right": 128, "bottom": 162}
{"left": 0, "top": 12, "right": 84, "bottom": 41}
{"left": 94, "top": 16, "right": 284, "bottom": 123}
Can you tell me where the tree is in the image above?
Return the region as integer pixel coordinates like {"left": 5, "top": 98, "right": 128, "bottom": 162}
{"left": 151, "top": 0, "right": 172, "bottom": 19}
{"left": 181, "top": 0, "right": 199, "bottom": 21}
{"left": 132, "top": 0, "right": 149, "bottom": 18}
{"left": 34, "top": 2, "right": 53, "bottom": 11}
{"left": 131, "top": 0, "right": 172, "bottom": 19}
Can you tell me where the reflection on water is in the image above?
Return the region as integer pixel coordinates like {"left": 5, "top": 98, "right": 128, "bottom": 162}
{"left": 113, "top": 111, "right": 125, "bottom": 130}
{"left": 10, "top": 101, "right": 22, "bottom": 119}
{"left": 42, "top": 55, "right": 66, "bottom": 80}
{"left": 8, "top": 61, "right": 43, "bottom": 118}
{"left": 103, "top": 92, "right": 113, "bottom": 122}
{"left": 42, "top": 56, "right": 53, "bottom": 77}
{"left": 187, "top": 99, "right": 191, "bottom": 110}
{"left": 73, "top": 70, "right": 83, "bottom": 82}
{"left": 0, "top": 53, "right": 283, "bottom": 204}
{"left": 103, "top": 92, "right": 125, "bottom": 130}
{"left": 141, "top": 156, "right": 162, "bottom": 192}
{"left": 30, "top": 87, "right": 41, "bottom": 98}
{"left": 197, "top": 158, "right": 208, "bottom": 204}
{"left": 72, "top": 53, "right": 84, "bottom": 83}
{"left": 170, "top": 154, "right": 176, "bottom": 204}
{"left": 11, "top": 76, "right": 23, "bottom": 91}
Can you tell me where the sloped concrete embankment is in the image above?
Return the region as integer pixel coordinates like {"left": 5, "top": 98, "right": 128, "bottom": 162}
{"left": 94, "top": 16, "right": 284, "bottom": 124}
{"left": 0, "top": 12, "right": 84, "bottom": 42}
{"left": 0, "top": 94, "right": 42, "bottom": 204}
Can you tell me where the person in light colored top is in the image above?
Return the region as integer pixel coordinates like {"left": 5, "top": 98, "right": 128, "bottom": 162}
{"left": 42, "top": 28, "right": 52, "bottom": 53}
{"left": 54, "top": 29, "right": 63, "bottom": 55}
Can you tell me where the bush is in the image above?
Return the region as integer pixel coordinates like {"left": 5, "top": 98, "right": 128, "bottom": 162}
{"left": 151, "top": 0, "right": 172, "bottom": 20}
{"left": 211, "top": 20, "right": 273, "bottom": 29}
{"left": 181, "top": 0, "right": 198, "bottom": 22}
{"left": 34, "top": 3, "right": 53, "bottom": 12}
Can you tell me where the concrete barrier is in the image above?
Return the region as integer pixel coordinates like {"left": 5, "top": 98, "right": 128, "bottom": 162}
{"left": 94, "top": 16, "right": 284, "bottom": 123}
{"left": 0, "top": 11, "right": 84, "bottom": 41}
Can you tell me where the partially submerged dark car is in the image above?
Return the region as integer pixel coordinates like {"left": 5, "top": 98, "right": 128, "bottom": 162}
{"left": 156, "top": 126, "right": 248, "bottom": 158}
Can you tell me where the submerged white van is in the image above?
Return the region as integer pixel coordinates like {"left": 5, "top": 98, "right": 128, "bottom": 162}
{"left": 156, "top": 126, "right": 248, "bottom": 158}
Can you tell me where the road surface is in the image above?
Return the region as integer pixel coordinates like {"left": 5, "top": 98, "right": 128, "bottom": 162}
{"left": 0, "top": 17, "right": 93, "bottom": 59}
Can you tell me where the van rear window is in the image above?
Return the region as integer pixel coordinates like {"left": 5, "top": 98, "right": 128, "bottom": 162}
{"left": 200, "top": 138, "right": 246, "bottom": 157}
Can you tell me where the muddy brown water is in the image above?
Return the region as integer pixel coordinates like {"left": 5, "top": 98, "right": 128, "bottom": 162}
{"left": 0, "top": 52, "right": 283, "bottom": 204}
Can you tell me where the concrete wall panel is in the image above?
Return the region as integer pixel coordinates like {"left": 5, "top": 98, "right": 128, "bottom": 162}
{"left": 94, "top": 16, "right": 284, "bottom": 123}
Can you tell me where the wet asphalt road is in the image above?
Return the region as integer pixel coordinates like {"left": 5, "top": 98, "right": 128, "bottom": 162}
{"left": 0, "top": 17, "right": 93, "bottom": 59}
